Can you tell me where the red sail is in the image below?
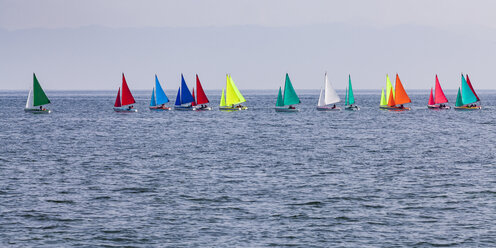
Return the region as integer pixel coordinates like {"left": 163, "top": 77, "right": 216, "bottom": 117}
{"left": 195, "top": 74, "right": 210, "bottom": 105}
{"left": 434, "top": 75, "right": 448, "bottom": 104}
{"left": 121, "top": 73, "right": 136, "bottom": 106}
{"left": 114, "top": 87, "right": 121, "bottom": 107}
{"left": 465, "top": 74, "right": 480, "bottom": 101}
{"left": 191, "top": 89, "right": 197, "bottom": 106}
{"left": 387, "top": 88, "right": 396, "bottom": 107}
{"left": 428, "top": 88, "right": 435, "bottom": 105}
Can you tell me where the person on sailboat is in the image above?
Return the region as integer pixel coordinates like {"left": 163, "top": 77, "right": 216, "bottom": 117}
{"left": 39, "top": 106, "right": 43, "bottom": 110}
{"left": 289, "top": 105, "right": 295, "bottom": 109}
{"left": 399, "top": 104, "right": 404, "bottom": 109}
{"left": 332, "top": 104, "right": 336, "bottom": 109}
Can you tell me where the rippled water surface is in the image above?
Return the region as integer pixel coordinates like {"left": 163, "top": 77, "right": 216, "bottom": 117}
{"left": 1, "top": 90, "right": 495, "bottom": 247}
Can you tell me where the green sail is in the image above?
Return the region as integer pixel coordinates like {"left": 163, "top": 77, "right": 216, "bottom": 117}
{"left": 283, "top": 73, "right": 300, "bottom": 106}
{"left": 348, "top": 75, "right": 355, "bottom": 105}
{"left": 220, "top": 88, "right": 226, "bottom": 107}
{"left": 33, "top": 73, "right": 50, "bottom": 106}
{"left": 461, "top": 74, "right": 477, "bottom": 105}
{"left": 455, "top": 87, "right": 463, "bottom": 107}
{"left": 276, "top": 87, "right": 284, "bottom": 107}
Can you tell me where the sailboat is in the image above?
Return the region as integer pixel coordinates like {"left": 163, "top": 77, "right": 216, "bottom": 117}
{"left": 427, "top": 75, "right": 450, "bottom": 109}
{"left": 275, "top": 73, "right": 301, "bottom": 112}
{"left": 149, "top": 75, "right": 171, "bottom": 110}
{"left": 317, "top": 72, "right": 340, "bottom": 111}
{"left": 174, "top": 74, "right": 195, "bottom": 111}
{"left": 344, "top": 75, "right": 359, "bottom": 111}
{"left": 219, "top": 74, "right": 248, "bottom": 111}
{"left": 379, "top": 74, "right": 394, "bottom": 109}
{"left": 381, "top": 74, "right": 411, "bottom": 111}
{"left": 454, "top": 74, "right": 481, "bottom": 110}
{"left": 192, "top": 74, "right": 212, "bottom": 111}
{"left": 114, "top": 73, "right": 137, "bottom": 112}
{"left": 24, "top": 73, "right": 51, "bottom": 114}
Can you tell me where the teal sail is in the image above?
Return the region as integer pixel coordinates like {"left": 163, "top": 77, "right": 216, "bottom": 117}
{"left": 283, "top": 73, "right": 300, "bottom": 106}
{"left": 348, "top": 75, "right": 355, "bottom": 105}
{"left": 155, "top": 75, "right": 169, "bottom": 105}
{"left": 276, "top": 87, "right": 284, "bottom": 107}
{"left": 345, "top": 87, "right": 348, "bottom": 105}
{"left": 461, "top": 74, "right": 477, "bottom": 105}
{"left": 455, "top": 87, "right": 463, "bottom": 107}
{"left": 150, "top": 88, "right": 156, "bottom": 106}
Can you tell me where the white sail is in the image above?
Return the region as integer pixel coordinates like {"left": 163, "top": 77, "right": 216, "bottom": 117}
{"left": 324, "top": 73, "right": 340, "bottom": 105}
{"left": 317, "top": 88, "right": 326, "bottom": 107}
{"left": 25, "top": 89, "right": 34, "bottom": 109}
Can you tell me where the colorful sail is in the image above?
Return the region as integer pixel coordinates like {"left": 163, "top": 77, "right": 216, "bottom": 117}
{"left": 150, "top": 87, "right": 156, "bottom": 106}
{"left": 387, "top": 88, "right": 395, "bottom": 107}
{"left": 386, "top": 74, "right": 394, "bottom": 102}
{"left": 174, "top": 88, "right": 181, "bottom": 106}
{"left": 276, "top": 87, "right": 284, "bottom": 107}
{"left": 225, "top": 74, "right": 245, "bottom": 106}
{"left": 455, "top": 87, "right": 463, "bottom": 107}
{"left": 347, "top": 75, "right": 355, "bottom": 105}
{"left": 195, "top": 74, "right": 209, "bottom": 105}
{"left": 178, "top": 74, "right": 195, "bottom": 105}
{"left": 220, "top": 88, "right": 226, "bottom": 107}
{"left": 155, "top": 75, "right": 169, "bottom": 105}
{"left": 324, "top": 73, "right": 340, "bottom": 105}
{"left": 465, "top": 74, "right": 480, "bottom": 101}
{"left": 380, "top": 88, "right": 387, "bottom": 106}
{"left": 121, "top": 74, "right": 136, "bottom": 106}
{"left": 283, "top": 73, "right": 300, "bottom": 106}
{"left": 191, "top": 89, "right": 196, "bottom": 106}
{"left": 230, "top": 75, "right": 246, "bottom": 104}
{"left": 394, "top": 74, "right": 411, "bottom": 105}
{"left": 428, "top": 88, "right": 435, "bottom": 105}
{"left": 461, "top": 74, "right": 477, "bottom": 105}
{"left": 434, "top": 75, "right": 448, "bottom": 104}
{"left": 32, "top": 73, "right": 50, "bottom": 106}
{"left": 114, "top": 88, "right": 121, "bottom": 107}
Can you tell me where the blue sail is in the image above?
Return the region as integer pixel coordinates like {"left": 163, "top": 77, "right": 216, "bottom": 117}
{"left": 180, "top": 74, "right": 195, "bottom": 105}
{"left": 174, "top": 87, "right": 181, "bottom": 106}
{"left": 150, "top": 87, "right": 156, "bottom": 106}
{"left": 155, "top": 75, "right": 169, "bottom": 105}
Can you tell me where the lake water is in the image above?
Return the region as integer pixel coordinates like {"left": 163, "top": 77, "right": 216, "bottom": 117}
{"left": 0, "top": 90, "right": 495, "bottom": 247}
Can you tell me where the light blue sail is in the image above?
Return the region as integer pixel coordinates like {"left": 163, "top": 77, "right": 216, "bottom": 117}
{"left": 150, "top": 87, "right": 156, "bottom": 106}
{"left": 155, "top": 75, "right": 169, "bottom": 105}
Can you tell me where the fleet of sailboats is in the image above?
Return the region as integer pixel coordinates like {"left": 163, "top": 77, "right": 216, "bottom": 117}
{"left": 317, "top": 73, "right": 341, "bottom": 111}
{"left": 149, "top": 75, "right": 171, "bottom": 110}
{"left": 454, "top": 74, "right": 481, "bottom": 110}
{"left": 174, "top": 74, "right": 195, "bottom": 111}
{"left": 427, "top": 75, "right": 450, "bottom": 109}
{"left": 380, "top": 74, "right": 411, "bottom": 111}
{"left": 275, "top": 73, "right": 301, "bottom": 112}
{"left": 25, "top": 73, "right": 51, "bottom": 114}
{"left": 114, "top": 73, "right": 137, "bottom": 112}
{"left": 219, "top": 74, "right": 248, "bottom": 111}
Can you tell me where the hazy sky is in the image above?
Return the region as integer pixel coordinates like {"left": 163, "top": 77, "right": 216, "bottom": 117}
{"left": 1, "top": 0, "right": 496, "bottom": 90}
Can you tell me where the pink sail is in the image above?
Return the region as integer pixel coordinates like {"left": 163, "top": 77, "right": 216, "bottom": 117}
{"left": 428, "top": 88, "right": 435, "bottom": 105}
{"left": 434, "top": 75, "right": 448, "bottom": 104}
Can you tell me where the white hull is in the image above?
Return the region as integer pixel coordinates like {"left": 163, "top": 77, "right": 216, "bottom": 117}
{"left": 193, "top": 106, "right": 213, "bottom": 111}
{"left": 428, "top": 105, "right": 450, "bottom": 109}
{"left": 114, "top": 107, "right": 138, "bottom": 112}
{"left": 275, "top": 107, "right": 299, "bottom": 112}
{"left": 24, "top": 108, "right": 51, "bottom": 114}
{"left": 317, "top": 106, "right": 341, "bottom": 111}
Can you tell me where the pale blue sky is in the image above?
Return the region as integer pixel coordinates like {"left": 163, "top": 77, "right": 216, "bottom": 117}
{"left": 1, "top": 0, "right": 495, "bottom": 90}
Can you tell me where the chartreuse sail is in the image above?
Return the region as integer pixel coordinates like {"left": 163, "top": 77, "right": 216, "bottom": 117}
{"left": 33, "top": 73, "right": 50, "bottom": 106}
{"left": 347, "top": 75, "right": 355, "bottom": 105}
{"left": 386, "top": 74, "right": 394, "bottom": 102}
{"left": 455, "top": 88, "right": 463, "bottom": 107}
{"left": 282, "top": 73, "right": 300, "bottom": 105}
{"left": 276, "top": 87, "right": 284, "bottom": 107}
{"left": 225, "top": 74, "right": 246, "bottom": 106}
{"left": 461, "top": 74, "right": 477, "bottom": 105}
{"left": 220, "top": 88, "right": 226, "bottom": 107}
{"left": 380, "top": 89, "right": 387, "bottom": 106}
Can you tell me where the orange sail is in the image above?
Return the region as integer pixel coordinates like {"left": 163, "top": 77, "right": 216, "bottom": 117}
{"left": 394, "top": 74, "right": 411, "bottom": 105}
{"left": 387, "top": 87, "right": 395, "bottom": 107}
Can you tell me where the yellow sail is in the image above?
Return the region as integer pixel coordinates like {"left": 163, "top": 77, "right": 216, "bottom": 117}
{"left": 220, "top": 88, "right": 226, "bottom": 107}
{"left": 380, "top": 88, "right": 387, "bottom": 106}
{"left": 226, "top": 74, "right": 241, "bottom": 106}
{"left": 229, "top": 75, "right": 246, "bottom": 103}
{"left": 386, "top": 74, "right": 395, "bottom": 101}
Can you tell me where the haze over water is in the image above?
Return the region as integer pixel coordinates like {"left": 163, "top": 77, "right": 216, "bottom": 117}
{"left": 1, "top": 90, "right": 495, "bottom": 247}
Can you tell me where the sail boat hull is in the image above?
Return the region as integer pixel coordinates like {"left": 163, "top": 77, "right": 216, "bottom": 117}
{"left": 24, "top": 108, "right": 51, "bottom": 114}
{"left": 193, "top": 106, "right": 213, "bottom": 111}
{"left": 382, "top": 106, "right": 411, "bottom": 111}
{"left": 428, "top": 105, "right": 450, "bottom": 109}
{"left": 454, "top": 106, "right": 481, "bottom": 110}
{"left": 219, "top": 106, "right": 248, "bottom": 111}
{"left": 345, "top": 105, "right": 360, "bottom": 111}
{"left": 174, "top": 105, "right": 194, "bottom": 111}
{"left": 113, "top": 107, "right": 138, "bottom": 112}
{"left": 317, "top": 106, "right": 341, "bottom": 111}
{"left": 149, "top": 106, "right": 172, "bottom": 111}
{"left": 275, "top": 107, "right": 299, "bottom": 112}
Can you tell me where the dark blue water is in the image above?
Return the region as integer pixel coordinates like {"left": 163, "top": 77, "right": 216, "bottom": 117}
{"left": 1, "top": 90, "right": 495, "bottom": 247}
